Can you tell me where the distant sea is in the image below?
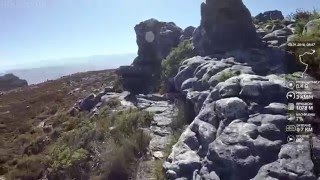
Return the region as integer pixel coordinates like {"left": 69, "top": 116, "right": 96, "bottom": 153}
{"left": 4, "top": 54, "right": 135, "bottom": 85}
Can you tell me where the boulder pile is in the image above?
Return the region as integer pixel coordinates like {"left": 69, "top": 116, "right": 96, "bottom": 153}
{"left": 164, "top": 55, "right": 319, "bottom": 180}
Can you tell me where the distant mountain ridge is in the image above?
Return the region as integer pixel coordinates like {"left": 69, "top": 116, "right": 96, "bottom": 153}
{"left": 0, "top": 73, "right": 28, "bottom": 91}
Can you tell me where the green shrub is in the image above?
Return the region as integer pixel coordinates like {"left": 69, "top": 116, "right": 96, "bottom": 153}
{"left": 47, "top": 108, "right": 153, "bottom": 179}
{"left": 105, "top": 97, "right": 121, "bottom": 108}
{"left": 288, "top": 9, "right": 320, "bottom": 22}
{"left": 50, "top": 142, "right": 89, "bottom": 170}
{"left": 218, "top": 71, "right": 240, "bottom": 82}
{"left": 162, "top": 40, "right": 195, "bottom": 79}
{"left": 113, "top": 77, "right": 124, "bottom": 93}
{"left": 288, "top": 9, "right": 320, "bottom": 34}
{"left": 100, "top": 109, "right": 153, "bottom": 180}
{"left": 109, "top": 109, "right": 153, "bottom": 143}
{"left": 8, "top": 155, "right": 48, "bottom": 179}
{"left": 153, "top": 160, "right": 165, "bottom": 180}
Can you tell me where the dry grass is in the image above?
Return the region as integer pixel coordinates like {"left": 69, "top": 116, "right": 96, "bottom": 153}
{"left": 0, "top": 69, "right": 116, "bottom": 177}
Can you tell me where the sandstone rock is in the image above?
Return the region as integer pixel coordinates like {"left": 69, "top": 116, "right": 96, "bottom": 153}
{"left": 253, "top": 142, "right": 316, "bottom": 180}
{"left": 79, "top": 93, "right": 97, "bottom": 111}
{"left": 186, "top": 90, "right": 210, "bottom": 113}
{"left": 311, "top": 136, "right": 320, "bottom": 176}
{"left": 304, "top": 19, "right": 320, "bottom": 35}
{"left": 264, "top": 25, "right": 273, "bottom": 31}
{"left": 193, "top": 0, "right": 260, "bottom": 55}
{"left": 190, "top": 119, "right": 217, "bottom": 149}
{"left": 153, "top": 151, "right": 164, "bottom": 159}
{"left": 255, "top": 10, "right": 284, "bottom": 23}
{"left": 247, "top": 114, "right": 287, "bottom": 130}
{"left": 180, "top": 26, "right": 196, "bottom": 42}
{"left": 239, "top": 81, "right": 261, "bottom": 99}
{"left": 0, "top": 74, "right": 28, "bottom": 91}
{"left": 263, "top": 32, "right": 277, "bottom": 42}
{"left": 273, "top": 28, "right": 293, "bottom": 36}
{"left": 264, "top": 103, "right": 288, "bottom": 115}
{"left": 135, "top": 19, "right": 182, "bottom": 62}
{"left": 168, "top": 150, "right": 201, "bottom": 179}
{"left": 206, "top": 121, "right": 280, "bottom": 180}
{"left": 181, "top": 78, "right": 197, "bottom": 91}
{"left": 174, "top": 65, "right": 198, "bottom": 91}
{"left": 215, "top": 97, "right": 248, "bottom": 120}
{"left": 118, "top": 18, "right": 182, "bottom": 94}
{"left": 215, "top": 80, "right": 241, "bottom": 98}
{"left": 43, "top": 125, "right": 53, "bottom": 133}
{"left": 271, "top": 24, "right": 285, "bottom": 32}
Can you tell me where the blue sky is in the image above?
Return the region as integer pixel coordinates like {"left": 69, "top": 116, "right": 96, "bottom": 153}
{"left": 0, "top": 0, "right": 319, "bottom": 72}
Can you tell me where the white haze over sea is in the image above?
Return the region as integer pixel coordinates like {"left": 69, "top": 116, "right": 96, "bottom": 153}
{"left": 2, "top": 53, "right": 135, "bottom": 85}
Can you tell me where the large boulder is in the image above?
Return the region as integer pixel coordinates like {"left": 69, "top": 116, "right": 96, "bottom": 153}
{"left": 253, "top": 141, "right": 316, "bottom": 180}
{"left": 303, "top": 18, "right": 320, "bottom": 35}
{"left": 180, "top": 26, "right": 196, "bottom": 42}
{"left": 0, "top": 73, "right": 28, "bottom": 91}
{"left": 255, "top": 10, "right": 284, "bottom": 23}
{"left": 193, "top": 0, "right": 261, "bottom": 55}
{"left": 117, "top": 19, "right": 183, "bottom": 94}
{"left": 135, "top": 19, "right": 182, "bottom": 62}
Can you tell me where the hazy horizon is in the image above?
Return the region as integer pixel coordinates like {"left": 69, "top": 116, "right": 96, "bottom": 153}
{"left": 1, "top": 53, "right": 136, "bottom": 84}
{"left": 0, "top": 53, "right": 136, "bottom": 73}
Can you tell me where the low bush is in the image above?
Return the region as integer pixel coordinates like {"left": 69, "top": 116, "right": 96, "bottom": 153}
{"left": 47, "top": 108, "right": 153, "bottom": 179}
{"left": 99, "top": 109, "right": 153, "bottom": 179}
{"left": 50, "top": 144, "right": 88, "bottom": 170}
{"left": 8, "top": 155, "right": 48, "bottom": 180}
{"left": 161, "top": 40, "right": 195, "bottom": 80}
{"left": 105, "top": 97, "right": 121, "bottom": 109}
{"left": 112, "top": 77, "right": 124, "bottom": 93}
{"left": 288, "top": 9, "right": 320, "bottom": 34}
{"left": 218, "top": 71, "right": 240, "bottom": 82}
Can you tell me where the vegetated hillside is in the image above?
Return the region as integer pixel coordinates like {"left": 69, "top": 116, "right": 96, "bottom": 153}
{"left": 0, "top": 69, "right": 117, "bottom": 178}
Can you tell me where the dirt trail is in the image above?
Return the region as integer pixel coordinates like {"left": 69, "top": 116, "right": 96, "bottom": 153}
{"left": 134, "top": 94, "right": 177, "bottom": 180}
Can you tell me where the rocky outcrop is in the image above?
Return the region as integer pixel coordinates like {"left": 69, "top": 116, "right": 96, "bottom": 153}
{"left": 163, "top": 54, "right": 318, "bottom": 179}
{"left": 180, "top": 26, "right": 196, "bottom": 42}
{"left": 173, "top": 53, "right": 297, "bottom": 94}
{"left": 261, "top": 26, "right": 294, "bottom": 48}
{"left": 253, "top": 141, "right": 315, "bottom": 179}
{"left": 0, "top": 73, "right": 28, "bottom": 91}
{"left": 254, "top": 15, "right": 295, "bottom": 49}
{"left": 255, "top": 10, "right": 284, "bottom": 23}
{"left": 193, "top": 0, "right": 261, "bottom": 55}
{"left": 117, "top": 19, "right": 183, "bottom": 94}
{"left": 134, "top": 19, "right": 182, "bottom": 62}
{"left": 135, "top": 94, "right": 177, "bottom": 179}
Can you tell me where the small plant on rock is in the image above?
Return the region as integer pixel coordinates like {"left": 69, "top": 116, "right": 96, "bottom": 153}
{"left": 161, "top": 40, "right": 195, "bottom": 79}
{"left": 218, "top": 71, "right": 240, "bottom": 82}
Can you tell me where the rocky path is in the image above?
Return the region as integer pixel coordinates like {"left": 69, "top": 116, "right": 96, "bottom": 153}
{"left": 134, "top": 94, "right": 177, "bottom": 180}
{"left": 90, "top": 92, "right": 177, "bottom": 179}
